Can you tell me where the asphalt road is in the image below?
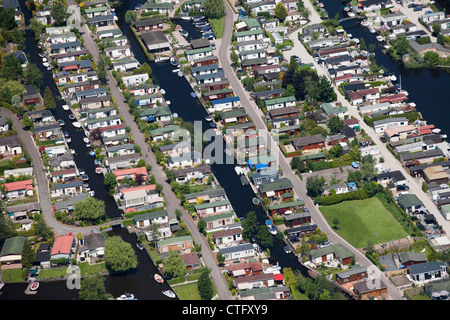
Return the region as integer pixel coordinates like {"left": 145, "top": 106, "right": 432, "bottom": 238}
{"left": 218, "top": 1, "right": 405, "bottom": 300}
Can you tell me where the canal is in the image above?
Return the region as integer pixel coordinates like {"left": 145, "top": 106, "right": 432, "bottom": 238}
{"left": 113, "top": 0, "right": 310, "bottom": 276}
{"left": 0, "top": 1, "right": 175, "bottom": 300}
{"left": 322, "top": 0, "right": 450, "bottom": 136}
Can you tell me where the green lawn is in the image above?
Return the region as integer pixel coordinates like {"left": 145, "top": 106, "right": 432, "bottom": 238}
{"left": 208, "top": 17, "right": 225, "bottom": 39}
{"left": 172, "top": 282, "right": 202, "bottom": 300}
{"left": 320, "top": 197, "right": 408, "bottom": 249}
{"left": 1, "top": 269, "right": 25, "bottom": 282}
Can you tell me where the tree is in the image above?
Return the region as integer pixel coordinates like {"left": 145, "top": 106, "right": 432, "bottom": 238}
{"left": 104, "top": 172, "right": 117, "bottom": 194}
{"left": 198, "top": 268, "right": 214, "bottom": 300}
{"left": 361, "top": 154, "right": 377, "bottom": 182}
{"left": 22, "top": 113, "right": 33, "bottom": 129}
{"left": 424, "top": 51, "right": 440, "bottom": 66}
{"left": 274, "top": 2, "right": 288, "bottom": 21}
{"left": 34, "top": 216, "right": 54, "bottom": 240}
{"left": 306, "top": 175, "right": 325, "bottom": 197}
{"left": 359, "top": 37, "right": 366, "bottom": 51}
{"left": 21, "top": 240, "right": 35, "bottom": 269}
{"left": 104, "top": 236, "right": 138, "bottom": 272}
{"left": 125, "top": 10, "right": 137, "bottom": 24}
{"left": 256, "top": 225, "right": 273, "bottom": 249}
{"left": 327, "top": 116, "right": 343, "bottom": 134}
{"left": 78, "top": 275, "right": 107, "bottom": 300}
{"left": 164, "top": 251, "right": 187, "bottom": 278}
{"left": 43, "top": 86, "right": 56, "bottom": 109}
{"left": 23, "top": 63, "right": 43, "bottom": 89}
{"left": 242, "top": 211, "right": 259, "bottom": 242}
{"left": 317, "top": 76, "right": 336, "bottom": 102}
{"left": 97, "top": 55, "right": 107, "bottom": 84}
{"left": 393, "top": 35, "right": 410, "bottom": 57}
{"left": 332, "top": 217, "right": 340, "bottom": 230}
{"left": 73, "top": 197, "right": 106, "bottom": 224}
{"left": 51, "top": 1, "right": 69, "bottom": 27}
{"left": 203, "top": 0, "right": 225, "bottom": 19}
{"left": 431, "top": 22, "right": 441, "bottom": 36}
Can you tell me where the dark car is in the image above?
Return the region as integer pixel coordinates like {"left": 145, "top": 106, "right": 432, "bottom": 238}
{"left": 413, "top": 6, "right": 422, "bottom": 11}
{"left": 408, "top": 3, "right": 416, "bottom": 8}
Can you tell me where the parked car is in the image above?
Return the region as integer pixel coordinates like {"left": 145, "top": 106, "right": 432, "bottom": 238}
{"left": 408, "top": 3, "right": 416, "bottom": 8}
{"left": 211, "top": 42, "right": 216, "bottom": 50}
{"left": 413, "top": 6, "right": 422, "bottom": 11}
{"left": 319, "top": 241, "right": 332, "bottom": 249}
{"left": 397, "top": 185, "right": 410, "bottom": 191}
{"left": 282, "top": 45, "right": 292, "bottom": 51}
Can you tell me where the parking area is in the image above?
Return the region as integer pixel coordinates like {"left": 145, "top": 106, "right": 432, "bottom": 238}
{"left": 301, "top": 165, "right": 358, "bottom": 184}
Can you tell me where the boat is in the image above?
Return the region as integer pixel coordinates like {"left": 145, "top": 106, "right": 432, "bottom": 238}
{"left": 70, "top": 149, "right": 75, "bottom": 154}
{"left": 195, "top": 21, "right": 209, "bottom": 28}
{"left": 89, "top": 151, "right": 96, "bottom": 156}
{"left": 205, "top": 115, "right": 212, "bottom": 121}
{"left": 116, "top": 293, "right": 136, "bottom": 300}
{"left": 85, "top": 143, "right": 91, "bottom": 148}
{"left": 344, "top": 6, "right": 350, "bottom": 11}
{"left": 81, "top": 174, "right": 89, "bottom": 181}
{"left": 38, "top": 52, "right": 46, "bottom": 58}
{"left": 64, "top": 131, "right": 70, "bottom": 138}
{"left": 58, "top": 119, "right": 65, "bottom": 126}
{"left": 240, "top": 175, "right": 248, "bottom": 186}
{"left": 235, "top": 166, "right": 242, "bottom": 175}
{"left": 47, "top": 66, "right": 52, "bottom": 71}
{"left": 376, "top": 35, "right": 384, "bottom": 42}
{"left": 388, "top": 73, "right": 397, "bottom": 82}
{"left": 42, "top": 57, "right": 47, "bottom": 62}
{"left": 83, "top": 137, "right": 89, "bottom": 143}
{"left": 347, "top": 11, "right": 355, "bottom": 17}
{"left": 170, "top": 57, "right": 178, "bottom": 66}
{"left": 162, "top": 290, "right": 176, "bottom": 298}
{"left": 94, "top": 159, "right": 99, "bottom": 165}
{"left": 265, "top": 219, "right": 273, "bottom": 228}
{"left": 88, "top": 190, "right": 95, "bottom": 197}
{"left": 72, "top": 122, "right": 81, "bottom": 128}
{"left": 369, "top": 27, "right": 376, "bottom": 33}
{"left": 155, "top": 56, "right": 169, "bottom": 63}
{"left": 134, "top": 3, "right": 142, "bottom": 10}
{"left": 95, "top": 167, "right": 102, "bottom": 174}
{"left": 43, "top": 62, "right": 49, "bottom": 67}
{"left": 79, "top": 168, "right": 85, "bottom": 175}
{"left": 176, "top": 24, "right": 182, "bottom": 31}
{"left": 181, "top": 16, "right": 191, "bottom": 21}
{"left": 0, "top": 281, "right": 5, "bottom": 289}
{"left": 181, "top": 29, "right": 188, "bottom": 38}
{"left": 30, "top": 282, "right": 39, "bottom": 291}
{"left": 68, "top": 114, "right": 75, "bottom": 120}
{"left": 190, "top": 92, "right": 197, "bottom": 98}
{"left": 177, "top": 71, "right": 184, "bottom": 77}
{"left": 361, "top": 20, "right": 368, "bottom": 27}
{"left": 252, "top": 197, "right": 260, "bottom": 205}
{"left": 154, "top": 274, "right": 164, "bottom": 284}
{"left": 136, "top": 242, "right": 145, "bottom": 250}
{"left": 66, "top": 137, "right": 71, "bottom": 143}
{"left": 160, "top": 88, "right": 166, "bottom": 95}
{"left": 62, "top": 104, "right": 70, "bottom": 110}
{"left": 192, "top": 16, "right": 204, "bottom": 23}
{"left": 284, "top": 246, "right": 291, "bottom": 254}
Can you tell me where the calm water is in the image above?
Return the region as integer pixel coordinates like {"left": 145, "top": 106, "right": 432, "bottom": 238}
{"left": 322, "top": 0, "right": 450, "bottom": 136}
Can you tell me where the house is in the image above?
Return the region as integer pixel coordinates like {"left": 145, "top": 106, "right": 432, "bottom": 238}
{"left": 133, "top": 210, "right": 169, "bottom": 228}
{"left": 286, "top": 224, "right": 317, "bottom": 241}
{"left": 347, "top": 88, "right": 380, "bottom": 105}
{"left": 104, "top": 45, "right": 132, "bottom": 59}
{"left": 423, "top": 165, "right": 448, "bottom": 185}
{"left": 157, "top": 236, "right": 194, "bottom": 254}
{"left": 250, "top": 168, "right": 280, "bottom": 186}
{"left": 149, "top": 125, "right": 181, "bottom": 142}
{"left": 133, "top": 18, "right": 163, "bottom": 32}
{"left": 87, "top": 14, "right": 114, "bottom": 27}
{"left": 234, "top": 273, "right": 275, "bottom": 291}
{"left": 50, "top": 168, "right": 78, "bottom": 183}
{"left": 376, "top": 170, "right": 406, "bottom": 186}
{"left": 373, "top": 117, "right": 409, "bottom": 133}
{"left": 235, "top": 29, "right": 264, "bottom": 43}
{"left": 353, "top": 279, "right": 388, "bottom": 300}
{"left": 54, "top": 193, "right": 87, "bottom": 212}
{"left": 184, "top": 188, "right": 227, "bottom": 205}
{"left": 23, "top": 85, "right": 43, "bottom": 107}
{"left": 140, "top": 30, "right": 171, "bottom": 52}
{"left": 113, "top": 166, "right": 148, "bottom": 183}
{"left": 53, "top": 180, "right": 84, "bottom": 197}
{"left": 51, "top": 235, "right": 75, "bottom": 261}
{"left": 49, "top": 153, "right": 76, "bottom": 170}
{"left": 113, "top": 57, "right": 140, "bottom": 72}
{"left": 194, "top": 200, "right": 232, "bottom": 218}
{"left": 284, "top": 211, "right": 312, "bottom": 228}
{"left": 202, "top": 88, "right": 234, "bottom": 102}
{"left": 291, "top": 134, "right": 325, "bottom": 152}
{"left": 0, "top": 117, "right": 9, "bottom": 132}
{"left": 79, "top": 96, "right": 111, "bottom": 110}
{"left": 268, "top": 106, "right": 299, "bottom": 129}
{"left": 122, "top": 73, "right": 150, "bottom": 86}
{"left": 308, "top": 243, "right": 353, "bottom": 266}
{"left": 167, "top": 151, "right": 202, "bottom": 169}
{"left": 172, "top": 164, "right": 212, "bottom": 184}
{"left": 321, "top": 103, "right": 348, "bottom": 119}
{"left": 86, "top": 115, "right": 122, "bottom": 131}
{"left": 258, "top": 178, "right": 293, "bottom": 198}
{"left": 159, "top": 141, "right": 191, "bottom": 158}
{"left": 35, "top": 243, "right": 51, "bottom": 268}
{"left": 420, "top": 11, "right": 445, "bottom": 24}
{"left": 300, "top": 24, "right": 326, "bottom": 42}
{"left": 322, "top": 183, "right": 349, "bottom": 196}
{"left": 6, "top": 202, "right": 40, "bottom": 223}
{"left": 209, "top": 96, "right": 240, "bottom": 113}
{"left": 185, "top": 47, "right": 213, "bottom": 62}
{"left": 268, "top": 200, "right": 305, "bottom": 215}
{"left": 191, "top": 55, "right": 219, "bottom": 67}
{"left": 0, "top": 135, "right": 22, "bottom": 156}
{"left": 398, "top": 251, "right": 427, "bottom": 267}
{"left": 75, "top": 87, "right": 107, "bottom": 102}
{"left": 399, "top": 149, "right": 444, "bottom": 166}
{"left": 218, "top": 243, "right": 256, "bottom": 261}
{"left": 105, "top": 153, "right": 141, "bottom": 170}
{"left": 203, "top": 212, "right": 235, "bottom": 230}
{"left": 182, "top": 252, "right": 202, "bottom": 270}
{"left": 212, "top": 227, "right": 244, "bottom": 247}
{"left": 141, "top": 1, "right": 174, "bottom": 14}
{"left": 79, "top": 232, "right": 105, "bottom": 259}
{"left": 240, "top": 285, "right": 292, "bottom": 300}
{"left": 2, "top": 179, "right": 33, "bottom": 199}
{"left": 120, "top": 184, "right": 163, "bottom": 209}
{"left": 0, "top": 236, "right": 27, "bottom": 268}
{"left": 264, "top": 96, "right": 296, "bottom": 111}
{"left": 424, "top": 279, "right": 450, "bottom": 300}
{"left": 397, "top": 193, "right": 424, "bottom": 214}
{"left": 408, "top": 261, "right": 447, "bottom": 283}
{"left": 336, "top": 265, "right": 368, "bottom": 285}
{"left": 49, "top": 41, "right": 82, "bottom": 54}
{"left": 383, "top": 125, "right": 416, "bottom": 143}
{"left": 138, "top": 105, "right": 172, "bottom": 123}
{"left": 226, "top": 261, "right": 263, "bottom": 278}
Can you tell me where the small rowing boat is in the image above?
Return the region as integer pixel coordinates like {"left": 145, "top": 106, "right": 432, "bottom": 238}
{"left": 30, "top": 282, "right": 39, "bottom": 291}
{"left": 162, "top": 290, "right": 175, "bottom": 298}
{"left": 154, "top": 274, "right": 164, "bottom": 284}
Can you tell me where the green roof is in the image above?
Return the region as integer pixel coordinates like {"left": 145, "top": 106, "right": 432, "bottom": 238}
{"left": 298, "top": 152, "right": 326, "bottom": 161}
{"left": 194, "top": 200, "right": 230, "bottom": 210}
{"left": 86, "top": 115, "right": 121, "bottom": 125}
{"left": 248, "top": 154, "right": 277, "bottom": 164}
{"left": 442, "top": 204, "right": 450, "bottom": 213}
{"left": 202, "top": 212, "right": 234, "bottom": 223}
{"left": 268, "top": 200, "right": 304, "bottom": 210}
{"left": 320, "top": 102, "right": 348, "bottom": 116}
{"left": 241, "top": 57, "right": 267, "bottom": 66}
{"left": 244, "top": 18, "right": 261, "bottom": 29}
{"left": 0, "top": 236, "right": 27, "bottom": 257}
{"left": 236, "top": 29, "right": 264, "bottom": 38}
{"left": 310, "top": 243, "right": 353, "bottom": 260}
{"left": 265, "top": 96, "right": 296, "bottom": 106}
{"left": 219, "top": 108, "right": 247, "bottom": 119}
{"left": 397, "top": 193, "right": 422, "bottom": 208}
{"left": 133, "top": 210, "right": 168, "bottom": 222}
{"left": 259, "top": 178, "right": 293, "bottom": 193}
{"left": 157, "top": 235, "right": 193, "bottom": 247}
{"left": 150, "top": 125, "right": 180, "bottom": 137}
{"left": 185, "top": 47, "right": 212, "bottom": 56}
{"left": 138, "top": 105, "right": 171, "bottom": 117}
{"left": 85, "top": 6, "right": 108, "bottom": 13}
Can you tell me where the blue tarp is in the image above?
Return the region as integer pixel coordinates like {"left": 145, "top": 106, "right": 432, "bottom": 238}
{"left": 351, "top": 161, "right": 358, "bottom": 168}
{"left": 248, "top": 159, "right": 268, "bottom": 169}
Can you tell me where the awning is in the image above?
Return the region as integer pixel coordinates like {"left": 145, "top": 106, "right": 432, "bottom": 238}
{"left": 232, "top": 269, "right": 246, "bottom": 277}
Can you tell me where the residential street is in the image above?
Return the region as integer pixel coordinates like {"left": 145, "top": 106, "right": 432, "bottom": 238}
{"left": 75, "top": 11, "right": 233, "bottom": 300}
{"left": 219, "top": 1, "right": 404, "bottom": 299}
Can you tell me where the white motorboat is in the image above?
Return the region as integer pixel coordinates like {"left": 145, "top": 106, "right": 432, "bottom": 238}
{"left": 388, "top": 73, "right": 397, "bottom": 82}
{"left": 72, "top": 121, "right": 81, "bottom": 128}
{"left": 376, "top": 35, "right": 384, "bottom": 42}
{"left": 116, "top": 293, "right": 136, "bottom": 300}
{"left": 347, "top": 11, "right": 355, "bottom": 17}
{"left": 177, "top": 71, "right": 184, "bottom": 77}
{"left": 154, "top": 274, "right": 164, "bottom": 284}
{"left": 70, "top": 149, "right": 75, "bottom": 154}
{"left": 160, "top": 88, "right": 166, "bottom": 95}
{"left": 369, "top": 27, "right": 376, "bottom": 33}
{"left": 361, "top": 20, "right": 368, "bottom": 27}
{"left": 154, "top": 56, "right": 169, "bottom": 63}
{"left": 88, "top": 190, "right": 95, "bottom": 197}
{"left": 62, "top": 104, "right": 70, "bottom": 110}
{"left": 42, "top": 58, "right": 47, "bottom": 62}
{"left": 66, "top": 137, "right": 71, "bottom": 143}
{"left": 43, "top": 62, "right": 49, "bottom": 67}
{"left": 162, "top": 290, "right": 176, "bottom": 298}
{"left": 83, "top": 137, "right": 89, "bottom": 143}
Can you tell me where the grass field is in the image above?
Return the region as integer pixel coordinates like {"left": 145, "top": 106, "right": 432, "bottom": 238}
{"left": 320, "top": 197, "right": 408, "bottom": 249}
{"left": 208, "top": 17, "right": 225, "bottom": 39}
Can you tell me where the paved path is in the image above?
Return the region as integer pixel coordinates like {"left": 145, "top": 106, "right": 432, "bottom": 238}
{"left": 75, "top": 6, "right": 233, "bottom": 300}
{"left": 218, "top": 1, "right": 404, "bottom": 300}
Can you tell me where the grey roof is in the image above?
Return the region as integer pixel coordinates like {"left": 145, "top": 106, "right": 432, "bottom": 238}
{"left": 54, "top": 194, "right": 87, "bottom": 211}
{"left": 0, "top": 135, "right": 21, "bottom": 147}
{"left": 408, "top": 261, "right": 446, "bottom": 275}
{"left": 84, "top": 232, "right": 106, "bottom": 250}
{"left": 6, "top": 202, "right": 40, "bottom": 214}
{"left": 50, "top": 41, "right": 81, "bottom": 50}
{"left": 218, "top": 243, "right": 254, "bottom": 254}
{"left": 88, "top": 14, "right": 114, "bottom": 24}
{"left": 373, "top": 117, "right": 408, "bottom": 127}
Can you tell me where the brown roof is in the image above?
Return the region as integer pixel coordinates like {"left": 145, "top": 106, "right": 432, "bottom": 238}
{"left": 212, "top": 228, "right": 242, "bottom": 239}
{"left": 226, "top": 261, "right": 263, "bottom": 273}
{"left": 182, "top": 252, "right": 201, "bottom": 267}
{"left": 234, "top": 272, "right": 274, "bottom": 284}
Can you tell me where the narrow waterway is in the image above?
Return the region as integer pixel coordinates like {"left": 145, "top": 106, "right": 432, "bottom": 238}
{"left": 322, "top": 0, "right": 450, "bottom": 136}
{"left": 113, "top": 0, "right": 311, "bottom": 276}
{"left": 0, "top": 2, "right": 174, "bottom": 300}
